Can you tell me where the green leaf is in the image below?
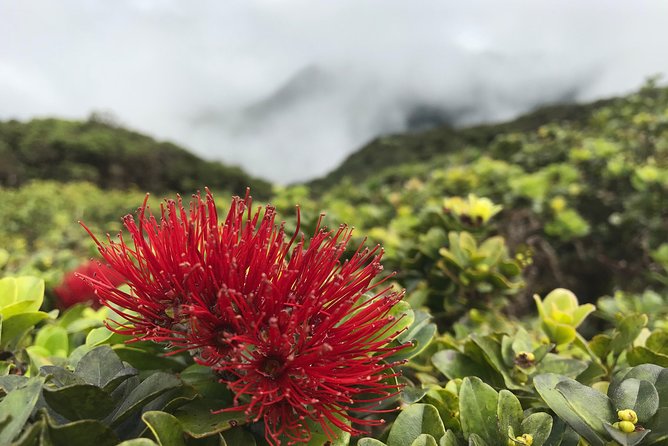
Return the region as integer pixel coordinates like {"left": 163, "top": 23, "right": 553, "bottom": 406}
{"left": 221, "top": 427, "right": 257, "bottom": 446}
{"left": 627, "top": 347, "right": 668, "bottom": 367}
{"left": 646, "top": 407, "right": 668, "bottom": 444}
{"left": 609, "top": 314, "right": 648, "bottom": 355}
{"left": 75, "top": 345, "right": 135, "bottom": 391}
{"left": 609, "top": 378, "right": 659, "bottom": 422}
{"left": 497, "top": 390, "right": 523, "bottom": 439}
{"left": 439, "top": 430, "right": 460, "bottom": 446}
{"left": 1, "top": 312, "right": 50, "bottom": 348}
{"left": 358, "top": 439, "right": 387, "bottom": 446}
{"left": 471, "top": 334, "right": 521, "bottom": 389}
{"left": 34, "top": 325, "right": 69, "bottom": 357}
{"left": 43, "top": 384, "right": 116, "bottom": 420}
{"left": 423, "top": 387, "right": 460, "bottom": 432}
{"left": 533, "top": 374, "right": 609, "bottom": 446}
{"left": 142, "top": 411, "right": 186, "bottom": 446}
{"left": 411, "top": 434, "right": 439, "bottom": 446}
{"left": 0, "top": 277, "right": 18, "bottom": 308}
{"left": 589, "top": 335, "right": 612, "bottom": 361}
{"left": 9, "top": 417, "right": 43, "bottom": 446}
{"left": 458, "top": 377, "right": 498, "bottom": 445}
{"left": 541, "top": 418, "right": 579, "bottom": 446}
{"left": 114, "top": 345, "right": 186, "bottom": 371}
{"left": 303, "top": 415, "right": 351, "bottom": 446}
{"left": 520, "top": 413, "right": 553, "bottom": 446}
{"left": 109, "top": 372, "right": 182, "bottom": 426}
{"left": 467, "top": 433, "right": 489, "bottom": 446}
{"left": 646, "top": 331, "right": 668, "bottom": 355}
{"left": 602, "top": 423, "right": 650, "bottom": 446}
{"left": 392, "top": 310, "right": 437, "bottom": 362}
{"left": 0, "top": 277, "right": 44, "bottom": 312}
{"left": 85, "top": 326, "right": 117, "bottom": 346}
{"left": 535, "top": 354, "right": 588, "bottom": 378}
{"left": 0, "top": 377, "right": 43, "bottom": 444}
{"left": 172, "top": 399, "right": 245, "bottom": 438}
{"left": 40, "top": 366, "right": 86, "bottom": 387}
{"left": 116, "top": 440, "right": 159, "bottom": 446}
{"left": 608, "top": 365, "right": 664, "bottom": 401}
{"left": 0, "top": 375, "right": 29, "bottom": 392}
{"left": 387, "top": 404, "right": 445, "bottom": 446}
{"left": 388, "top": 300, "right": 415, "bottom": 338}
{"left": 179, "top": 364, "right": 231, "bottom": 401}
{"left": 432, "top": 350, "right": 499, "bottom": 384}
{"left": 555, "top": 380, "right": 615, "bottom": 436}
{"left": 42, "top": 413, "right": 119, "bottom": 446}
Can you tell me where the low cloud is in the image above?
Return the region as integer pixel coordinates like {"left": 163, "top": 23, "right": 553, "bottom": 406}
{"left": 1, "top": 0, "right": 667, "bottom": 183}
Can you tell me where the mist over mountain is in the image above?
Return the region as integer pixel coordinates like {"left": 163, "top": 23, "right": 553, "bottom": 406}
{"left": 2, "top": 1, "right": 668, "bottom": 183}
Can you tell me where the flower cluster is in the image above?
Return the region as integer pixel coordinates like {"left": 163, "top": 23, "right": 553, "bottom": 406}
{"left": 54, "top": 261, "right": 125, "bottom": 309}
{"left": 81, "top": 190, "right": 408, "bottom": 445}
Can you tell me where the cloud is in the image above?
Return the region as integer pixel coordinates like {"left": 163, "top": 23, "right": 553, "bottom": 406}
{"left": 1, "top": 0, "right": 667, "bottom": 183}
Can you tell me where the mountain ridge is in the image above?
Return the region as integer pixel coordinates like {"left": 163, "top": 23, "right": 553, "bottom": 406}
{"left": 0, "top": 114, "right": 272, "bottom": 198}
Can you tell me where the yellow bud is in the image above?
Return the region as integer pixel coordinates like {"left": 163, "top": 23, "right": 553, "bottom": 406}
{"left": 513, "top": 434, "right": 534, "bottom": 446}
{"left": 618, "top": 420, "right": 635, "bottom": 433}
{"left": 617, "top": 409, "right": 638, "bottom": 424}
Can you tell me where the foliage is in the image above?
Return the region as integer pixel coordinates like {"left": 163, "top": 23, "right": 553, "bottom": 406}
{"left": 0, "top": 116, "right": 271, "bottom": 197}
{"left": 1, "top": 81, "right": 668, "bottom": 444}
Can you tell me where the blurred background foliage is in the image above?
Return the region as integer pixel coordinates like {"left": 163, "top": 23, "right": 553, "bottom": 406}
{"left": 1, "top": 80, "right": 667, "bottom": 324}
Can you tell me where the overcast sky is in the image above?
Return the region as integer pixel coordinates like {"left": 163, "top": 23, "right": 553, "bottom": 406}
{"left": 2, "top": 1, "right": 668, "bottom": 183}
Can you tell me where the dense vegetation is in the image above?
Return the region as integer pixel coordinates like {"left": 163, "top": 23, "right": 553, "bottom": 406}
{"left": 0, "top": 114, "right": 271, "bottom": 197}
{"left": 0, "top": 81, "right": 667, "bottom": 446}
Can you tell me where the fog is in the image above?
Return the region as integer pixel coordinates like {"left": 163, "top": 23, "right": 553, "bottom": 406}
{"left": 1, "top": 1, "right": 668, "bottom": 183}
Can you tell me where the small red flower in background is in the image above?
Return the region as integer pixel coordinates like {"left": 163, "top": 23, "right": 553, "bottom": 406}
{"left": 80, "top": 189, "right": 408, "bottom": 445}
{"left": 54, "top": 261, "right": 125, "bottom": 309}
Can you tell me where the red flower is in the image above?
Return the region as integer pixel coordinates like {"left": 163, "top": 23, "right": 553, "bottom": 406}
{"left": 80, "top": 190, "right": 408, "bottom": 445}
{"left": 54, "top": 261, "right": 125, "bottom": 309}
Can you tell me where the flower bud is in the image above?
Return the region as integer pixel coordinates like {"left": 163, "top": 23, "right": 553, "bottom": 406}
{"left": 515, "top": 434, "right": 533, "bottom": 446}
{"left": 617, "top": 409, "right": 638, "bottom": 424}
{"left": 618, "top": 420, "right": 635, "bottom": 433}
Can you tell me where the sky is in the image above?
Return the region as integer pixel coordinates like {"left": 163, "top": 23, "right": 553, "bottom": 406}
{"left": 1, "top": 1, "right": 668, "bottom": 184}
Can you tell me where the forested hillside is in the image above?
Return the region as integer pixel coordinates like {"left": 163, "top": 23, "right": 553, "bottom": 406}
{"left": 0, "top": 114, "right": 271, "bottom": 197}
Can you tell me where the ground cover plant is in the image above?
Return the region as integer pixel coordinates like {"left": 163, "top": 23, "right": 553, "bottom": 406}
{"left": 0, "top": 82, "right": 667, "bottom": 445}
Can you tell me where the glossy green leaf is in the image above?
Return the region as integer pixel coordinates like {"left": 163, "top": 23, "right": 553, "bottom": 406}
{"left": 534, "top": 374, "right": 608, "bottom": 446}
{"left": 392, "top": 310, "right": 437, "bottom": 362}
{"left": 142, "top": 411, "right": 186, "bottom": 446}
{"left": 520, "top": 413, "right": 553, "bottom": 446}
{"left": 172, "top": 399, "right": 245, "bottom": 438}
{"left": 432, "top": 350, "right": 499, "bottom": 384}
{"left": 555, "top": 380, "right": 615, "bottom": 437}
{"left": 458, "top": 377, "right": 498, "bottom": 445}
{"left": 303, "top": 414, "right": 351, "bottom": 446}
{"left": 439, "top": 430, "right": 460, "bottom": 446}
{"left": 411, "top": 434, "right": 438, "bottom": 446}
{"left": 497, "top": 390, "right": 522, "bottom": 438}
{"left": 222, "top": 427, "right": 257, "bottom": 446}
{"left": 116, "top": 440, "right": 159, "bottom": 446}
{"left": 109, "top": 372, "right": 182, "bottom": 426}
{"left": 358, "top": 439, "right": 387, "bottom": 446}
{"left": 627, "top": 347, "right": 668, "bottom": 367}
{"left": 0, "top": 377, "right": 43, "bottom": 444}
{"left": 42, "top": 413, "right": 119, "bottom": 446}
{"left": 466, "top": 433, "right": 489, "bottom": 446}
{"left": 387, "top": 404, "right": 445, "bottom": 446}
{"left": 43, "top": 384, "right": 115, "bottom": 420}
{"left": 75, "top": 345, "right": 127, "bottom": 388}
{"left": 602, "top": 423, "right": 650, "bottom": 446}
{"left": 1, "top": 312, "right": 50, "bottom": 348}
{"left": 609, "top": 378, "right": 659, "bottom": 422}
{"left": 609, "top": 314, "right": 648, "bottom": 355}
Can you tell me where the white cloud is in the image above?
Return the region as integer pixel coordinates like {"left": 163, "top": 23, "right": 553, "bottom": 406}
{"left": 1, "top": 0, "right": 667, "bottom": 183}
